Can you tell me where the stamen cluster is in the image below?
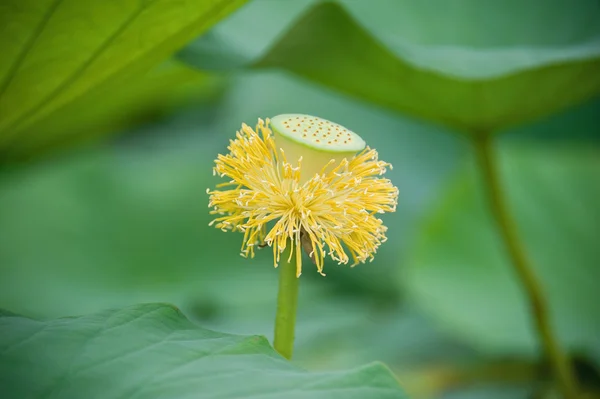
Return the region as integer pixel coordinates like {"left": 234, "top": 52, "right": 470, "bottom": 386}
{"left": 207, "top": 119, "right": 398, "bottom": 277}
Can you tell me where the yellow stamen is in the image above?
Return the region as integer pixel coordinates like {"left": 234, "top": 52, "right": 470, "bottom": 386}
{"left": 207, "top": 118, "right": 398, "bottom": 277}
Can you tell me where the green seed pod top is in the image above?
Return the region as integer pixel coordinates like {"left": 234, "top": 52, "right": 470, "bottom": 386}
{"left": 270, "top": 114, "right": 366, "bottom": 152}
{"left": 270, "top": 114, "right": 366, "bottom": 181}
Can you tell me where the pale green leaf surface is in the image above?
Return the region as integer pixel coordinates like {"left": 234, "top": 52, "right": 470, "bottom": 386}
{"left": 0, "top": 303, "right": 408, "bottom": 399}
{"left": 404, "top": 145, "right": 600, "bottom": 360}
{"left": 340, "top": 0, "right": 600, "bottom": 79}
{"left": 181, "top": 1, "right": 600, "bottom": 132}
{"left": 178, "top": 0, "right": 318, "bottom": 70}
{"left": 0, "top": 0, "right": 247, "bottom": 148}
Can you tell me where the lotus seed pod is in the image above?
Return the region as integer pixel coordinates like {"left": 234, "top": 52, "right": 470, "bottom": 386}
{"left": 270, "top": 114, "right": 366, "bottom": 182}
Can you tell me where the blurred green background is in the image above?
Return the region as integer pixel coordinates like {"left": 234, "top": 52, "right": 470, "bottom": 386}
{"left": 1, "top": 1, "right": 599, "bottom": 398}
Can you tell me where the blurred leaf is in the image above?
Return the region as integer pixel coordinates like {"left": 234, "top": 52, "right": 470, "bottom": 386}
{"left": 0, "top": 303, "right": 408, "bottom": 399}
{"left": 0, "top": 139, "right": 247, "bottom": 318}
{"left": 441, "top": 386, "right": 532, "bottom": 399}
{"left": 0, "top": 0, "right": 247, "bottom": 155}
{"left": 404, "top": 144, "right": 600, "bottom": 361}
{"left": 181, "top": 0, "right": 600, "bottom": 133}
{"left": 178, "top": 0, "right": 317, "bottom": 70}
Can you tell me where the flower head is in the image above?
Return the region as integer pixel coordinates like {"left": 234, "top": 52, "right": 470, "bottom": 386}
{"left": 207, "top": 114, "right": 398, "bottom": 277}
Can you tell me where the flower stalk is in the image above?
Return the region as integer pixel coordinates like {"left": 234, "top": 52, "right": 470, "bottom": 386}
{"left": 207, "top": 114, "right": 398, "bottom": 362}
{"left": 473, "top": 133, "right": 579, "bottom": 399}
{"left": 273, "top": 243, "right": 300, "bottom": 359}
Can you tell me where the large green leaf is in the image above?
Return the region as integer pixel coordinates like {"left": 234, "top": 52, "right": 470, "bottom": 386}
{"left": 403, "top": 144, "right": 600, "bottom": 361}
{"left": 0, "top": 303, "right": 407, "bottom": 398}
{"left": 0, "top": 0, "right": 247, "bottom": 154}
{"left": 181, "top": 0, "right": 600, "bottom": 133}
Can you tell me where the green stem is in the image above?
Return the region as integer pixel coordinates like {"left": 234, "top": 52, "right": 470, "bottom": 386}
{"left": 273, "top": 244, "right": 300, "bottom": 360}
{"left": 473, "top": 133, "right": 579, "bottom": 399}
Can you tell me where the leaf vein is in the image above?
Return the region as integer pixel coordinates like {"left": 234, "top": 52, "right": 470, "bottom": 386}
{"left": 2, "top": 0, "right": 157, "bottom": 138}
{"left": 0, "top": 0, "right": 64, "bottom": 109}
